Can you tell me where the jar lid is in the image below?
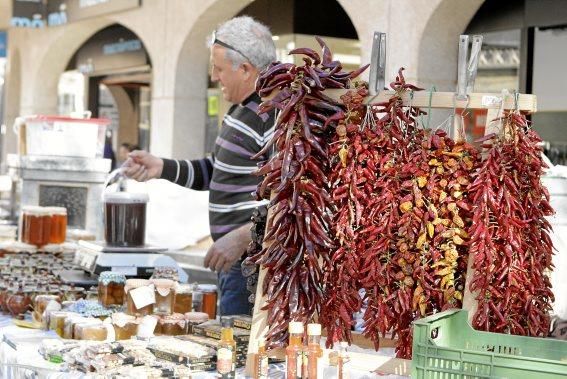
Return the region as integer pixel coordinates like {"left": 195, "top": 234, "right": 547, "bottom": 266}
{"left": 22, "top": 205, "right": 49, "bottom": 215}
{"left": 197, "top": 284, "right": 217, "bottom": 293}
{"left": 125, "top": 279, "right": 149, "bottom": 291}
{"left": 103, "top": 192, "right": 149, "bottom": 204}
{"left": 307, "top": 323, "right": 321, "bottom": 336}
{"left": 4, "top": 242, "right": 37, "bottom": 253}
{"left": 41, "top": 244, "right": 63, "bottom": 253}
{"left": 289, "top": 321, "right": 303, "bottom": 334}
{"left": 150, "top": 279, "right": 175, "bottom": 289}
{"left": 184, "top": 312, "right": 209, "bottom": 323}
{"left": 99, "top": 271, "right": 126, "bottom": 285}
{"left": 175, "top": 283, "right": 194, "bottom": 294}
{"left": 111, "top": 312, "right": 137, "bottom": 327}
{"left": 44, "top": 207, "right": 67, "bottom": 215}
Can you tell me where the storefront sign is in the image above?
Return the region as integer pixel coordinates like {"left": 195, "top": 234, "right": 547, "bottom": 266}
{"left": 12, "top": 0, "right": 141, "bottom": 27}
{"left": 0, "top": 32, "right": 7, "bottom": 58}
{"left": 75, "top": 25, "right": 148, "bottom": 74}
{"left": 11, "top": 0, "right": 47, "bottom": 28}
{"left": 47, "top": 0, "right": 140, "bottom": 25}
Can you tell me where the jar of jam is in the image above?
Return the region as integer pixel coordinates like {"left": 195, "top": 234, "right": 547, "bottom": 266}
{"left": 173, "top": 284, "right": 193, "bottom": 314}
{"left": 150, "top": 279, "right": 175, "bottom": 315}
{"left": 125, "top": 279, "right": 154, "bottom": 316}
{"left": 112, "top": 313, "right": 138, "bottom": 340}
{"left": 158, "top": 313, "right": 186, "bottom": 336}
{"left": 184, "top": 312, "right": 209, "bottom": 334}
{"left": 63, "top": 316, "right": 88, "bottom": 339}
{"left": 73, "top": 320, "right": 103, "bottom": 340}
{"left": 46, "top": 207, "right": 67, "bottom": 244}
{"left": 98, "top": 272, "right": 126, "bottom": 307}
{"left": 34, "top": 294, "right": 60, "bottom": 323}
{"left": 198, "top": 284, "right": 218, "bottom": 320}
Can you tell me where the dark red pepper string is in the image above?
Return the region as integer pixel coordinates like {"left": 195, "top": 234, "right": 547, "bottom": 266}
{"left": 469, "top": 111, "right": 553, "bottom": 336}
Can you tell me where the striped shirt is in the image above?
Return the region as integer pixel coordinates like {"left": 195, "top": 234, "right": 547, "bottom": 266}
{"left": 160, "top": 93, "right": 275, "bottom": 242}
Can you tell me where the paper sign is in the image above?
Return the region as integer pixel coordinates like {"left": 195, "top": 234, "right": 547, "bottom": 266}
{"left": 129, "top": 285, "right": 156, "bottom": 309}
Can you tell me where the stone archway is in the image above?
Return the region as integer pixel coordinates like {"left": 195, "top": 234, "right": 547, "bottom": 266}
{"left": 416, "top": 0, "right": 485, "bottom": 90}
{"left": 170, "top": 0, "right": 365, "bottom": 160}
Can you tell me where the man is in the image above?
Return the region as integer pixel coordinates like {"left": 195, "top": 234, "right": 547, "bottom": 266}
{"left": 123, "top": 16, "right": 276, "bottom": 316}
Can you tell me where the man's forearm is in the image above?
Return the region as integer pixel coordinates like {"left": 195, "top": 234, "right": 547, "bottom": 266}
{"left": 160, "top": 157, "right": 214, "bottom": 190}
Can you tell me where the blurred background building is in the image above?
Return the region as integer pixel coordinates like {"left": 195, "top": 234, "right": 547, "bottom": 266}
{"left": 0, "top": 0, "right": 566, "bottom": 167}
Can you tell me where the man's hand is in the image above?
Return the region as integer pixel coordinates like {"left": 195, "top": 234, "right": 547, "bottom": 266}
{"left": 204, "top": 223, "right": 252, "bottom": 273}
{"left": 122, "top": 150, "right": 164, "bottom": 181}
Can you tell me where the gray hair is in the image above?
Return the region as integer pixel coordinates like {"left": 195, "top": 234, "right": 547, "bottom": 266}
{"left": 208, "top": 16, "right": 276, "bottom": 71}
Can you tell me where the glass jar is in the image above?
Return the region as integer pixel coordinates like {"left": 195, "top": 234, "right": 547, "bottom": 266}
{"left": 158, "top": 314, "right": 186, "bottom": 336}
{"left": 103, "top": 192, "right": 148, "bottom": 247}
{"left": 112, "top": 313, "right": 138, "bottom": 340}
{"left": 150, "top": 279, "right": 175, "bottom": 315}
{"left": 48, "top": 311, "right": 69, "bottom": 337}
{"left": 63, "top": 316, "right": 87, "bottom": 339}
{"left": 46, "top": 207, "right": 67, "bottom": 244}
{"left": 76, "top": 323, "right": 107, "bottom": 341}
{"left": 0, "top": 286, "right": 14, "bottom": 313}
{"left": 73, "top": 320, "right": 102, "bottom": 340}
{"left": 63, "top": 285, "right": 86, "bottom": 302}
{"left": 173, "top": 284, "right": 193, "bottom": 314}
{"left": 86, "top": 287, "right": 99, "bottom": 302}
{"left": 198, "top": 284, "right": 218, "bottom": 320}
{"left": 6, "top": 285, "right": 32, "bottom": 317}
{"left": 98, "top": 272, "right": 126, "bottom": 307}
{"left": 22, "top": 206, "right": 50, "bottom": 247}
{"left": 125, "top": 279, "right": 154, "bottom": 316}
{"left": 184, "top": 312, "right": 209, "bottom": 334}
{"left": 0, "top": 284, "right": 8, "bottom": 313}
{"left": 34, "top": 294, "right": 60, "bottom": 323}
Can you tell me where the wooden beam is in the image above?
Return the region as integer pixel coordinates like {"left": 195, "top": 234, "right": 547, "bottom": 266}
{"left": 264, "top": 90, "right": 537, "bottom": 113}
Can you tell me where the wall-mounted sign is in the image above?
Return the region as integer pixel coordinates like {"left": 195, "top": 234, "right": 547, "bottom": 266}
{"left": 0, "top": 32, "right": 7, "bottom": 58}
{"left": 12, "top": 0, "right": 141, "bottom": 28}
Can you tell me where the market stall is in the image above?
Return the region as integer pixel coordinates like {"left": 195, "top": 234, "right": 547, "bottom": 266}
{"left": 0, "top": 32, "right": 564, "bottom": 379}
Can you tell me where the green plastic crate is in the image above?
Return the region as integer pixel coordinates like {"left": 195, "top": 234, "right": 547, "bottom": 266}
{"left": 412, "top": 309, "right": 567, "bottom": 379}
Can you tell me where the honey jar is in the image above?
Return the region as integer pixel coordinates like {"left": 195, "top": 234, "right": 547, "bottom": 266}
{"left": 184, "top": 311, "right": 209, "bottom": 334}
{"left": 125, "top": 279, "right": 154, "bottom": 316}
{"left": 173, "top": 284, "right": 193, "bottom": 314}
{"left": 22, "top": 206, "right": 50, "bottom": 247}
{"left": 198, "top": 284, "right": 218, "bottom": 320}
{"left": 150, "top": 279, "right": 175, "bottom": 315}
{"left": 112, "top": 313, "right": 138, "bottom": 340}
{"left": 46, "top": 207, "right": 67, "bottom": 244}
{"left": 158, "top": 313, "right": 186, "bottom": 336}
{"left": 98, "top": 272, "right": 126, "bottom": 307}
{"left": 76, "top": 323, "right": 108, "bottom": 341}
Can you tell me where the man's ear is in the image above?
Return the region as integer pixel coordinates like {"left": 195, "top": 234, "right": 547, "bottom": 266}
{"left": 241, "top": 62, "right": 256, "bottom": 79}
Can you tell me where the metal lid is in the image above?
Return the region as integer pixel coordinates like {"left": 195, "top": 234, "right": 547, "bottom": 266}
{"left": 44, "top": 207, "right": 67, "bottom": 215}
{"left": 21, "top": 205, "right": 50, "bottom": 216}
{"left": 103, "top": 192, "right": 149, "bottom": 204}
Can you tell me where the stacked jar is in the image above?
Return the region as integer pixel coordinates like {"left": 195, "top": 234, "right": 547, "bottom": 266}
{"left": 150, "top": 279, "right": 175, "bottom": 315}
{"left": 20, "top": 206, "right": 68, "bottom": 247}
{"left": 124, "top": 279, "right": 154, "bottom": 316}
{"left": 98, "top": 272, "right": 126, "bottom": 307}
{"left": 173, "top": 283, "right": 193, "bottom": 314}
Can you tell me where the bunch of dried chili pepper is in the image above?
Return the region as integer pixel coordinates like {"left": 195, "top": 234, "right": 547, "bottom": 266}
{"left": 319, "top": 84, "right": 370, "bottom": 345}
{"left": 245, "top": 37, "right": 369, "bottom": 348}
{"left": 468, "top": 111, "right": 554, "bottom": 336}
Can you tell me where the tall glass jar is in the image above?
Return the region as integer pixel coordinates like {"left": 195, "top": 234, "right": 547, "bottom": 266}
{"left": 46, "top": 207, "right": 67, "bottom": 244}
{"left": 22, "top": 206, "right": 50, "bottom": 247}
{"left": 125, "top": 279, "right": 154, "bottom": 316}
{"left": 98, "top": 272, "right": 126, "bottom": 307}
{"left": 198, "top": 284, "right": 218, "bottom": 320}
{"left": 173, "top": 284, "right": 193, "bottom": 314}
{"left": 150, "top": 279, "right": 175, "bottom": 315}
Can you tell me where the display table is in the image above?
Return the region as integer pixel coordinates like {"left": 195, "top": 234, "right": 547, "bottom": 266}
{"left": 0, "top": 315, "right": 407, "bottom": 379}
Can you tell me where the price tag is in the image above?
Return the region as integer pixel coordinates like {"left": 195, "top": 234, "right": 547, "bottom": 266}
{"left": 481, "top": 95, "right": 502, "bottom": 107}
{"left": 111, "top": 266, "right": 138, "bottom": 276}
{"left": 129, "top": 285, "right": 156, "bottom": 309}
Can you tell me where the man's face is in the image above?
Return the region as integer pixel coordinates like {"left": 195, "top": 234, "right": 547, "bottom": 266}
{"left": 210, "top": 44, "right": 249, "bottom": 104}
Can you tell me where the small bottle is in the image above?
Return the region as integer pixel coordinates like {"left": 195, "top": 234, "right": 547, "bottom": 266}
{"left": 286, "top": 321, "right": 304, "bottom": 379}
{"left": 337, "top": 342, "right": 350, "bottom": 379}
{"left": 253, "top": 337, "right": 269, "bottom": 379}
{"left": 217, "top": 317, "right": 236, "bottom": 379}
{"left": 306, "top": 323, "right": 323, "bottom": 379}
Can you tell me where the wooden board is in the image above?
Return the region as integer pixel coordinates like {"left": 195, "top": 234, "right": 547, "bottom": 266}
{"left": 265, "top": 90, "right": 537, "bottom": 113}
{"left": 246, "top": 90, "right": 537, "bottom": 376}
